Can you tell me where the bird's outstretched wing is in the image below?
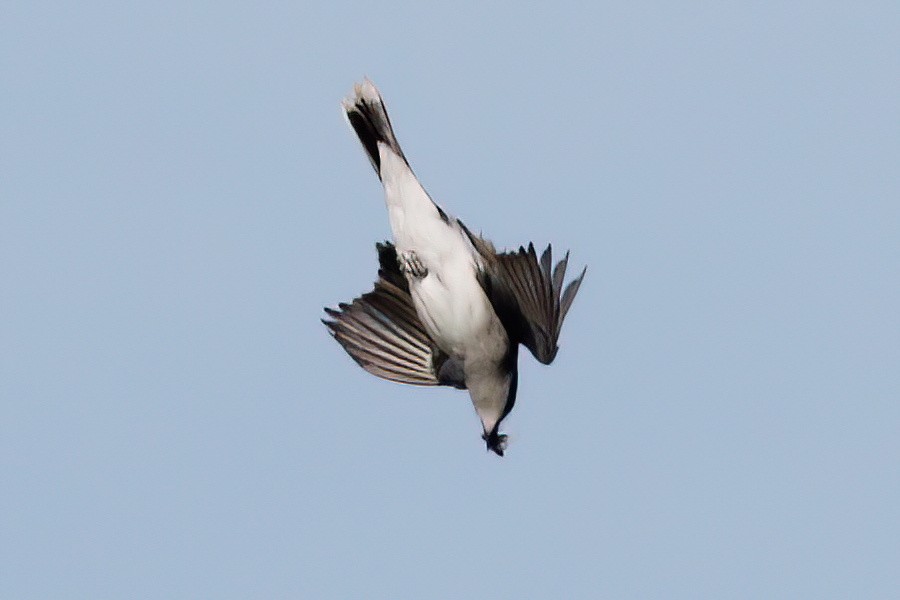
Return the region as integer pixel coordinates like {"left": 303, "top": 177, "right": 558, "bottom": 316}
{"left": 323, "top": 242, "right": 466, "bottom": 388}
{"left": 477, "top": 242, "right": 586, "bottom": 365}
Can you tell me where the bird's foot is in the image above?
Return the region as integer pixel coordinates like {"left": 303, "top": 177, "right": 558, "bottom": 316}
{"left": 399, "top": 250, "right": 428, "bottom": 279}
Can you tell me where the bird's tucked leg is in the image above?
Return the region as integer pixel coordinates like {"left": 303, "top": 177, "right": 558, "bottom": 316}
{"left": 399, "top": 250, "right": 428, "bottom": 279}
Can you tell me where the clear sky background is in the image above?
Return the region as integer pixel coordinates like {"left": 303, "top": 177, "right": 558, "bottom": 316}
{"left": 2, "top": 2, "right": 899, "bottom": 598}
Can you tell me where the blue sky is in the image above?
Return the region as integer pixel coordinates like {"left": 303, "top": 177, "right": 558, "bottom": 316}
{"left": 2, "top": 1, "right": 899, "bottom": 598}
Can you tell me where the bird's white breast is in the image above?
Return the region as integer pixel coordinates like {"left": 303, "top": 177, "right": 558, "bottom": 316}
{"left": 378, "top": 144, "right": 505, "bottom": 362}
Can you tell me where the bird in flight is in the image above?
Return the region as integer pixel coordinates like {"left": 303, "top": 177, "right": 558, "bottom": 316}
{"left": 323, "top": 80, "right": 586, "bottom": 456}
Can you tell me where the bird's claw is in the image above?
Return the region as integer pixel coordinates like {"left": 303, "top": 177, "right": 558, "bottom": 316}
{"left": 399, "top": 250, "right": 428, "bottom": 279}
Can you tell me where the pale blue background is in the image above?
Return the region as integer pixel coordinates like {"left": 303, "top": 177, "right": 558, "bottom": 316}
{"left": 3, "top": 2, "right": 899, "bottom": 598}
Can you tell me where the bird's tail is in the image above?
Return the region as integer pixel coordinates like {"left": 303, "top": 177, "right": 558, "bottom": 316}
{"left": 342, "top": 79, "right": 408, "bottom": 178}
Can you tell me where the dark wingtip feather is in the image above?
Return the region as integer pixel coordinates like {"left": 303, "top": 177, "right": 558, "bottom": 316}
{"left": 551, "top": 251, "right": 569, "bottom": 298}
{"left": 558, "top": 265, "right": 587, "bottom": 326}
{"left": 540, "top": 244, "right": 552, "bottom": 277}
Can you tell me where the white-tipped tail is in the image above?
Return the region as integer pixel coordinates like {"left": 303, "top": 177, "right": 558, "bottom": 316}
{"left": 342, "top": 78, "right": 408, "bottom": 176}
{"left": 342, "top": 78, "right": 381, "bottom": 112}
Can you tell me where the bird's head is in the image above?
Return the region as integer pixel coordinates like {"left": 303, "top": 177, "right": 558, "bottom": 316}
{"left": 482, "top": 430, "right": 508, "bottom": 457}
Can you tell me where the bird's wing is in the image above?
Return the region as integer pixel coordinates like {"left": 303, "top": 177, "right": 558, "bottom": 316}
{"left": 323, "top": 242, "right": 466, "bottom": 388}
{"left": 477, "top": 241, "right": 586, "bottom": 365}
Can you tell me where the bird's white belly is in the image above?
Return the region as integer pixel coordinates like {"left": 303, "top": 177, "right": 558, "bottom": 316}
{"left": 377, "top": 144, "right": 503, "bottom": 359}
{"left": 409, "top": 261, "right": 494, "bottom": 358}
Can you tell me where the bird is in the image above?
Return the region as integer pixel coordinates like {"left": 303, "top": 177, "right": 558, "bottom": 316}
{"left": 323, "top": 79, "right": 586, "bottom": 456}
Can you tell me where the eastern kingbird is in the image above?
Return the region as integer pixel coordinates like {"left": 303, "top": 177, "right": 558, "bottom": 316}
{"left": 323, "top": 80, "right": 586, "bottom": 456}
